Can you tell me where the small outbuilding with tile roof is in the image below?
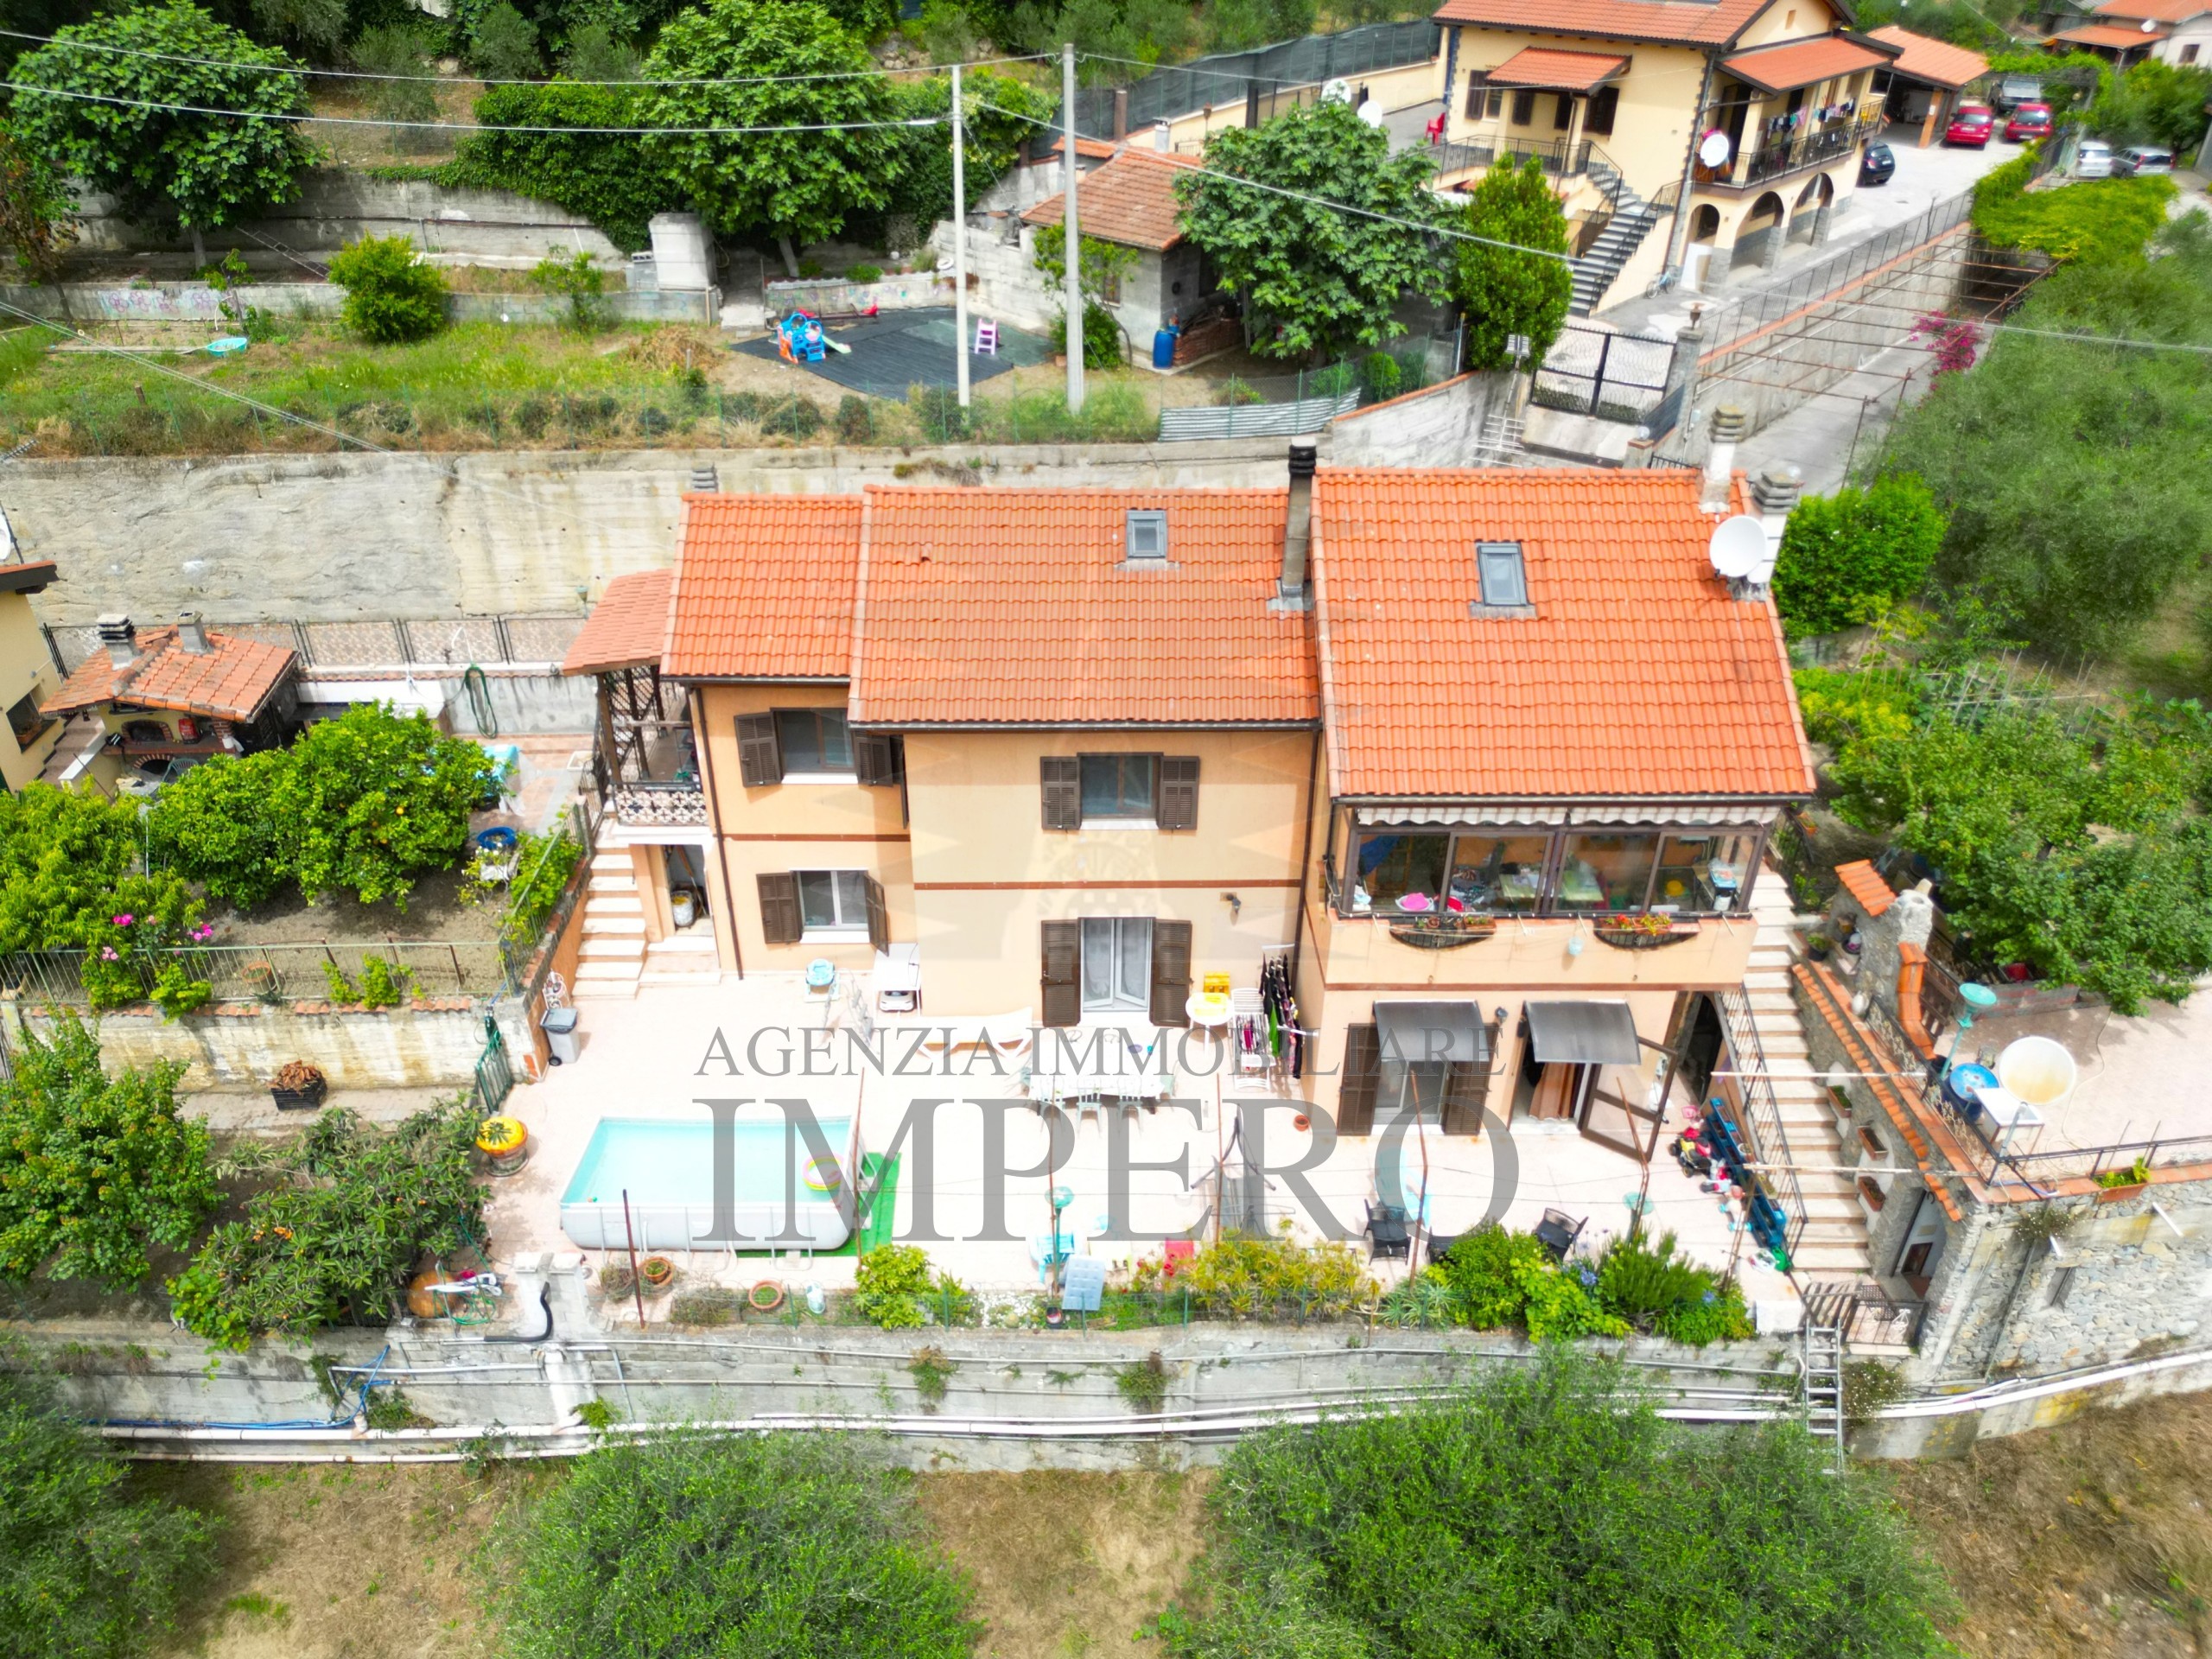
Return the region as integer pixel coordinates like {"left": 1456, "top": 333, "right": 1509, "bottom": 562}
{"left": 1019, "top": 143, "right": 1225, "bottom": 360}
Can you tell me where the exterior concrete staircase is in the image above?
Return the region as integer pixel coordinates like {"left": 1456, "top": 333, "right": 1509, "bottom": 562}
{"left": 571, "top": 850, "right": 646, "bottom": 1001}
{"left": 641, "top": 930, "right": 721, "bottom": 987}
{"left": 1568, "top": 155, "right": 1665, "bottom": 316}
{"left": 1744, "top": 872, "right": 1874, "bottom": 1278}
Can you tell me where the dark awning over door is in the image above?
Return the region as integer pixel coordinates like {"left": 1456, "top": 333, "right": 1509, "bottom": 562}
{"left": 1524, "top": 1000, "right": 1642, "bottom": 1065}
{"left": 1376, "top": 1001, "right": 1491, "bottom": 1066}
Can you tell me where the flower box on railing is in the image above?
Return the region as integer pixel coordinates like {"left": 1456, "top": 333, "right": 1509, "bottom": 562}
{"left": 1592, "top": 914, "right": 1699, "bottom": 950}
{"left": 1386, "top": 912, "right": 1498, "bottom": 950}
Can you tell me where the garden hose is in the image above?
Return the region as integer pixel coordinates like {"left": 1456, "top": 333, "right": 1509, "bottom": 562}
{"left": 464, "top": 664, "right": 498, "bottom": 736}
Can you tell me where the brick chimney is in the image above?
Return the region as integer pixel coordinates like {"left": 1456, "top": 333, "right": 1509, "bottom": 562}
{"left": 96, "top": 614, "right": 137, "bottom": 671}
{"left": 175, "top": 611, "right": 212, "bottom": 655}
{"left": 1274, "top": 439, "right": 1319, "bottom": 612}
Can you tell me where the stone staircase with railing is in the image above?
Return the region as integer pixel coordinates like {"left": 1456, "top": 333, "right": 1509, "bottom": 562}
{"left": 1745, "top": 873, "right": 1874, "bottom": 1278}
{"left": 571, "top": 850, "right": 647, "bottom": 1001}
{"left": 1569, "top": 153, "right": 1666, "bottom": 317}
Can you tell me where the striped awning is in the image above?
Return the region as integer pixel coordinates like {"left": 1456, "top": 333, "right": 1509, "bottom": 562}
{"left": 1355, "top": 801, "right": 1782, "bottom": 828}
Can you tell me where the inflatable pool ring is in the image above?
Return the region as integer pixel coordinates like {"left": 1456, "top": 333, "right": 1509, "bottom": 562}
{"left": 803, "top": 1156, "right": 843, "bottom": 1193}
{"left": 748, "top": 1280, "right": 786, "bottom": 1313}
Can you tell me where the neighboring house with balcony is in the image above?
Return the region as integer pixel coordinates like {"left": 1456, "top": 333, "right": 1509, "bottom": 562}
{"left": 0, "top": 556, "right": 65, "bottom": 793}
{"left": 1431, "top": 0, "right": 1899, "bottom": 311}
{"left": 2075, "top": 0, "right": 2212, "bottom": 65}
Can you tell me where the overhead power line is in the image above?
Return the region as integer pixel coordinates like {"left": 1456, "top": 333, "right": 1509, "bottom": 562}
{"left": 0, "top": 79, "right": 949, "bottom": 135}
{"left": 0, "top": 28, "right": 1054, "bottom": 86}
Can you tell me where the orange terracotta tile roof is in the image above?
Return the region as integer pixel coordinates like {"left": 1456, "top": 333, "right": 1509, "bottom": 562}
{"left": 2094, "top": 0, "right": 2208, "bottom": 21}
{"left": 1312, "top": 469, "right": 1816, "bottom": 800}
{"left": 1866, "top": 25, "right": 1988, "bottom": 88}
{"left": 1834, "top": 858, "right": 1896, "bottom": 918}
{"left": 849, "top": 487, "right": 1319, "bottom": 728}
{"left": 1046, "top": 133, "right": 1120, "bottom": 161}
{"left": 1722, "top": 34, "right": 1894, "bottom": 93}
{"left": 2057, "top": 21, "right": 2169, "bottom": 43}
{"left": 45, "top": 626, "right": 296, "bottom": 721}
{"left": 1021, "top": 149, "right": 1203, "bottom": 252}
{"left": 1486, "top": 46, "right": 1630, "bottom": 89}
{"left": 1433, "top": 0, "right": 1774, "bottom": 49}
{"left": 563, "top": 569, "right": 673, "bottom": 676}
{"left": 664, "top": 494, "right": 864, "bottom": 680}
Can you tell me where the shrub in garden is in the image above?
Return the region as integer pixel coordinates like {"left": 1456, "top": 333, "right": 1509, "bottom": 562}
{"left": 273, "top": 703, "right": 492, "bottom": 908}
{"left": 1427, "top": 1222, "right": 1628, "bottom": 1340}
{"left": 1593, "top": 1230, "right": 1751, "bottom": 1344}
{"left": 1126, "top": 1228, "right": 1374, "bottom": 1319}
{"left": 495, "top": 1431, "right": 977, "bottom": 1659}
{"left": 1154, "top": 1349, "right": 1953, "bottom": 1659}
{"left": 0, "top": 1012, "right": 215, "bottom": 1291}
{"left": 529, "top": 249, "right": 612, "bottom": 331}
{"left": 836, "top": 393, "right": 874, "bottom": 444}
{"left": 327, "top": 234, "right": 450, "bottom": 345}
{"left": 0, "top": 785, "right": 207, "bottom": 1010}
{"left": 168, "top": 1099, "right": 484, "bottom": 1347}
{"left": 0, "top": 1371, "right": 218, "bottom": 1659}
{"left": 147, "top": 749, "right": 291, "bottom": 908}
{"left": 852, "top": 1243, "right": 970, "bottom": 1329}
{"left": 1770, "top": 474, "right": 1946, "bottom": 637}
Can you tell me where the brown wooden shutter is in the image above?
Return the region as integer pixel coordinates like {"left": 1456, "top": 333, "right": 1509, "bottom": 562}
{"left": 1040, "top": 921, "right": 1080, "bottom": 1027}
{"left": 1158, "top": 756, "right": 1198, "bottom": 830}
{"left": 1441, "top": 1060, "right": 1490, "bottom": 1136}
{"left": 864, "top": 874, "right": 889, "bottom": 954}
{"left": 756, "top": 872, "right": 802, "bottom": 944}
{"left": 735, "top": 713, "right": 782, "bottom": 787}
{"left": 1337, "top": 1023, "right": 1379, "bottom": 1136}
{"left": 1149, "top": 919, "right": 1192, "bottom": 1027}
{"left": 1040, "top": 756, "right": 1080, "bottom": 830}
{"left": 854, "top": 733, "right": 905, "bottom": 787}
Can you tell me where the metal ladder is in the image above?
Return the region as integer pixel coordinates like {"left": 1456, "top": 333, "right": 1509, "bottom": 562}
{"left": 1802, "top": 1323, "right": 1847, "bottom": 1472}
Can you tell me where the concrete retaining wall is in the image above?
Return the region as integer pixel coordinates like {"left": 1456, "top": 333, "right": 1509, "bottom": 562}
{"left": 10, "top": 995, "right": 532, "bottom": 1092}
{"left": 1328, "top": 371, "right": 1514, "bottom": 465}
{"left": 2, "top": 439, "right": 1318, "bottom": 624}
{"left": 0, "top": 283, "right": 716, "bottom": 327}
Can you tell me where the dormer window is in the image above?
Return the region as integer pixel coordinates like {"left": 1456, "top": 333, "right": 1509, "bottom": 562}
{"left": 1471, "top": 542, "right": 1533, "bottom": 617}
{"left": 1125, "top": 509, "right": 1168, "bottom": 563}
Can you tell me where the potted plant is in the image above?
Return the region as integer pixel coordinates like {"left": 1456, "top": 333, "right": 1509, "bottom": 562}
{"left": 475, "top": 1115, "right": 530, "bottom": 1175}
{"left": 597, "top": 1262, "right": 636, "bottom": 1300}
{"left": 638, "top": 1255, "right": 677, "bottom": 1294}
{"left": 242, "top": 959, "right": 283, "bottom": 1003}
{"left": 1592, "top": 912, "right": 1695, "bottom": 950}
{"left": 1387, "top": 908, "right": 1498, "bottom": 949}
{"left": 2094, "top": 1156, "right": 2152, "bottom": 1201}
{"left": 270, "top": 1060, "right": 327, "bottom": 1111}
{"left": 1806, "top": 931, "right": 1834, "bottom": 962}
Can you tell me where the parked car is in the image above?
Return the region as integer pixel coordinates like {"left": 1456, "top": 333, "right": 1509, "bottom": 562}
{"left": 1993, "top": 75, "right": 2044, "bottom": 111}
{"left": 2074, "top": 137, "right": 2113, "bottom": 178}
{"left": 1859, "top": 140, "right": 1896, "bottom": 185}
{"left": 2113, "top": 144, "right": 2174, "bottom": 176}
{"left": 2002, "top": 103, "right": 2053, "bottom": 143}
{"left": 1943, "top": 105, "right": 1996, "bottom": 147}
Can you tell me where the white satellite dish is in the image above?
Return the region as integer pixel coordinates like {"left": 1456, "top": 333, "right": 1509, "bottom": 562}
{"left": 1321, "top": 77, "right": 1353, "bottom": 104}
{"left": 2142, "top": 16, "right": 2158, "bottom": 30}
{"left": 1708, "top": 514, "right": 1767, "bottom": 581}
{"left": 1697, "top": 129, "right": 1732, "bottom": 168}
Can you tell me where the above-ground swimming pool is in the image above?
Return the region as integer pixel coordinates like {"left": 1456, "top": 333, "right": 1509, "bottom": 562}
{"left": 559, "top": 1116, "right": 857, "bottom": 1252}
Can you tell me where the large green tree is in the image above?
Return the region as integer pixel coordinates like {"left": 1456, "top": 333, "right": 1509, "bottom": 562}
{"left": 1770, "top": 474, "right": 1947, "bottom": 637}
{"left": 495, "top": 1431, "right": 979, "bottom": 1659}
{"left": 639, "top": 0, "right": 900, "bottom": 274}
{"left": 0, "top": 1372, "right": 218, "bottom": 1659}
{"left": 1175, "top": 99, "right": 1453, "bottom": 361}
{"left": 443, "top": 81, "right": 684, "bottom": 252}
{"left": 0, "top": 1012, "right": 215, "bottom": 1292}
{"left": 1452, "top": 155, "right": 1574, "bottom": 372}
{"left": 0, "top": 127, "right": 77, "bottom": 283}
{"left": 8, "top": 2, "right": 313, "bottom": 263}
{"left": 2089, "top": 56, "right": 2212, "bottom": 150}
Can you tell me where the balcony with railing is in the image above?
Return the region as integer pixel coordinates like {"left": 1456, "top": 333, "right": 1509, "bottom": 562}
{"left": 1694, "top": 107, "right": 1886, "bottom": 193}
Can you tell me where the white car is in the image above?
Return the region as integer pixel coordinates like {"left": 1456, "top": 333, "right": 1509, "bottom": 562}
{"left": 2074, "top": 138, "right": 2113, "bottom": 179}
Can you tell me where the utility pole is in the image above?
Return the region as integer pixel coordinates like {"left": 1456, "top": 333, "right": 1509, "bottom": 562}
{"left": 952, "top": 62, "right": 970, "bottom": 410}
{"left": 1061, "top": 41, "right": 1085, "bottom": 414}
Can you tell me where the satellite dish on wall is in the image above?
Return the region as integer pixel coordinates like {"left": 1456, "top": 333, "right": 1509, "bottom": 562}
{"left": 1321, "top": 78, "right": 1353, "bottom": 104}
{"left": 1697, "top": 129, "right": 1733, "bottom": 168}
{"left": 1708, "top": 514, "right": 1767, "bottom": 581}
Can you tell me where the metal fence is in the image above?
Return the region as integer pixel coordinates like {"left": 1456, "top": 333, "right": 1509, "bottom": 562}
{"left": 1802, "top": 1280, "right": 1926, "bottom": 1349}
{"left": 1062, "top": 18, "right": 1439, "bottom": 132}
{"left": 1715, "top": 988, "right": 1807, "bottom": 1260}
{"left": 0, "top": 939, "right": 505, "bottom": 1007}
{"left": 45, "top": 612, "right": 585, "bottom": 677}
{"left": 1530, "top": 322, "right": 1673, "bottom": 423}
{"left": 1161, "top": 389, "right": 1358, "bottom": 441}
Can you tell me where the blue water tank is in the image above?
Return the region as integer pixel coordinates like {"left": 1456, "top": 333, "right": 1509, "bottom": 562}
{"left": 1153, "top": 327, "right": 1179, "bottom": 370}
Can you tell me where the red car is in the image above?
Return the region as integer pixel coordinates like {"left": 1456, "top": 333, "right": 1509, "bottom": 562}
{"left": 1944, "top": 104, "right": 1996, "bottom": 147}
{"left": 2002, "top": 102, "right": 2053, "bottom": 143}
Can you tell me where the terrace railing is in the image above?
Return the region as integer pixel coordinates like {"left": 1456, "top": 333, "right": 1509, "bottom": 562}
{"left": 0, "top": 939, "right": 503, "bottom": 1007}
{"left": 1715, "top": 988, "right": 1808, "bottom": 1260}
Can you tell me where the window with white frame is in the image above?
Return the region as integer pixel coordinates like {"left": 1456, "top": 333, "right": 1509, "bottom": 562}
{"left": 775, "top": 708, "right": 854, "bottom": 776}
{"left": 797, "top": 869, "right": 870, "bottom": 933}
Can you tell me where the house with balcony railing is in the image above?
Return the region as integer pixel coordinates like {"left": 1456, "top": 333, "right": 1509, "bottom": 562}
{"left": 1794, "top": 860, "right": 2212, "bottom": 1382}
{"left": 1431, "top": 0, "right": 1903, "bottom": 313}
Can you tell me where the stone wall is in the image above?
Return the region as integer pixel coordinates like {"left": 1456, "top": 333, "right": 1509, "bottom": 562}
{"left": 10, "top": 995, "right": 533, "bottom": 1092}
{"left": 2, "top": 439, "right": 1313, "bottom": 625}
{"left": 0, "top": 283, "right": 717, "bottom": 327}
